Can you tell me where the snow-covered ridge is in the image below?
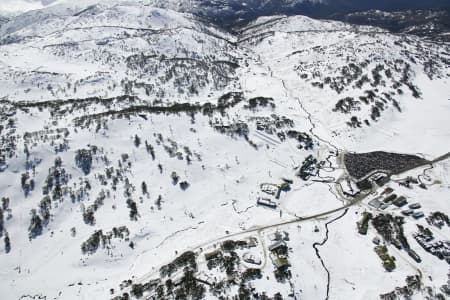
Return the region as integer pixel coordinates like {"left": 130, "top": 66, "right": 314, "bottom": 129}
{"left": 0, "top": 2, "right": 240, "bottom": 104}
{"left": 239, "top": 14, "right": 386, "bottom": 39}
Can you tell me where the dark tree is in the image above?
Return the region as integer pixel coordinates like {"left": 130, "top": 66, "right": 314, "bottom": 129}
{"left": 126, "top": 199, "right": 139, "bottom": 220}
{"left": 75, "top": 149, "right": 93, "bottom": 175}
{"left": 134, "top": 135, "right": 141, "bottom": 148}
{"left": 179, "top": 181, "right": 190, "bottom": 190}
{"left": 141, "top": 181, "right": 148, "bottom": 195}
{"left": 28, "top": 209, "right": 43, "bottom": 239}
{"left": 4, "top": 233, "right": 10, "bottom": 253}
{"left": 171, "top": 172, "right": 179, "bottom": 185}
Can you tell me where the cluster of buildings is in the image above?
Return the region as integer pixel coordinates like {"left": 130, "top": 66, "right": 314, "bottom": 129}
{"left": 414, "top": 228, "right": 450, "bottom": 264}
{"left": 256, "top": 179, "right": 292, "bottom": 209}
{"left": 367, "top": 188, "right": 425, "bottom": 219}
{"left": 267, "top": 232, "right": 291, "bottom": 279}
{"left": 401, "top": 202, "right": 424, "bottom": 219}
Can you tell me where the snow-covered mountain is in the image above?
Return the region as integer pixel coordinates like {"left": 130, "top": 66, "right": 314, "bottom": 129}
{"left": 0, "top": 1, "right": 449, "bottom": 300}
{"left": 331, "top": 9, "right": 450, "bottom": 42}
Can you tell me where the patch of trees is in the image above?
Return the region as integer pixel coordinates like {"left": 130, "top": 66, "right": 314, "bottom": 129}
{"left": 21, "top": 171, "right": 35, "bottom": 197}
{"left": 82, "top": 190, "right": 106, "bottom": 225}
{"left": 245, "top": 97, "right": 275, "bottom": 110}
{"left": 347, "top": 116, "right": 362, "bottom": 128}
{"left": 126, "top": 199, "right": 139, "bottom": 221}
{"left": 213, "top": 120, "right": 249, "bottom": 140}
{"left": 28, "top": 209, "right": 43, "bottom": 240}
{"left": 160, "top": 251, "right": 197, "bottom": 278}
{"left": 251, "top": 115, "right": 294, "bottom": 138}
{"left": 81, "top": 230, "right": 104, "bottom": 254}
{"left": 344, "top": 151, "right": 428, "bottom": 180}
{"left": 333, "top": 97, "right": 360, "bottom": 114}
{"left": 81, "top": 226, "right": 130, "bottom": 255}
{"left": 42, "top": 157, "right": 70, "bottom": 199}
{"left": 286, "top": 131, "right": 314, "bottom": 150}
{"left": 374, "top": 245, "right": 396, "bottom": 272}
{"left": 426, "top": 212, "right": 450, "bottom": 229}
{"left": 372, "top": 214, "right": 410, "bottom": 251}
{"left": 297, "top": 155, "right": 318, "bottom": 181}
{"left": 4, "top": 233, "right": 10, "bottom": 253}
{"left": 75, "top": 148, "right": 94, "bottom": 175}
{"left": 357, "top": 212, "right": 373, "bottom": 235}
{"left": 380, "top": 275, "right": 425, "bottom": 300}
{"left": 241, "top": 268, "right": 262, "bottom": 282}
{"left": 74, "top": 92, "right": 246, "bottom": 127}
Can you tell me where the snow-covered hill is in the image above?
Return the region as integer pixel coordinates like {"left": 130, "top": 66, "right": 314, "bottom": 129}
{"left": 0, "top": 2, "right": 449, "bottom": 300}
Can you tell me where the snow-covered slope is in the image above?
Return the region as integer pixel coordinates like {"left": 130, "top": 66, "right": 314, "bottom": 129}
{"left": 0, "top": 2, "right": 240, "bottom": 104}
{"left": 240, "top": 15, "right": 450, "bottom": 155}
{"left": 0, "top": 2, "right": 449, "bottom": 300}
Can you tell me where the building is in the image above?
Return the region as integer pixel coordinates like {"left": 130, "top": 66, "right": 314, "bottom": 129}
{"left": 402, "top": 209, "right": 414, "bottom": 216}
{"left": 407, "top": 249, "right": 422, "bottom": 263}
{"left": 384, "top": 194, "right": 397, "bottom": 203}
{"left": 409, "top": 203, "right": 421, "bottom": 209}
{"left": 374, "top": 174, "right": 390, "bottom": 187}
{"left": 204, "top": 250, "right": 221, "bottom": 261}
{"left": 245, "top": 237, "right": 258, "bottom": 248}
{"left": 260, "top": 183, "right": 279, "bottom": 195}
{"left": 257, "top": 197, "right": 277, "bottom": 209}
{"left": 356, "top": 179, "right": 372, "bottom": 190}
{"left": 369, "top": 197, "right": 383, "bottom": 209}
{"left": 272, "top": 256, "right": 290, "bottom": 269}
{"left": 381, "top": 187, "right": 394, "bottom": 195}
{"left": 393, "top": 196, "right": 407, "bottom": 207}
{"left": 268, "top": 241, "right": 286, "bottom": 252}
{"left": 413, "top": 212, "right": 425, "bottom": 219}
{"left": 243, "top": 253, "right": 261, "bottom": 265}
{"left": 341, "top": 179, "right": 361, "bottom": 197}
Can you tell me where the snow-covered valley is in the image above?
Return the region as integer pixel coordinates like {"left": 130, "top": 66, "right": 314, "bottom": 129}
{"left": 0, "top": 1, "right": 449, "bottom": 300}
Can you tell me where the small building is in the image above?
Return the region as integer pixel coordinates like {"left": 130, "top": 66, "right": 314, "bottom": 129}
{"left": 380, "top": 203, "right": 390, "bottom": 210}
{"left": 369, "top": 198, "right": 383, "bottom": 209}
{"left": 381, "top": 187, "right": 394, "bottom": 195}
{"left": 384, "top": 194, "right": 397, "bottom": 203}
{"left": 372, "top": 237, "right": 381, "bottom": 245}
{"left": 268, "top": 241, "right": 286, "bottom": 252}
{"left": 204, "top": 250, "right": 222, "bottom": 261}
{"left": 243, "top": 253, "right": 261, "bottom": 265}
{"left": 393, "top": 196, "right": 407, "bottom": 207}
{"left": 402, "top": 209, "right": 414, "bottom": 216}
{"left": 356, "top": 179, "right": 372, "bottom": 191}
{"left": 407, "top": 249, "right": 422, "bottom": 263}
{"left": 272, "top": 256, "right": 290, "bottom": 269}
{"left": 342, "top": 179, "right": 361, "bottom": 197}
{"left": 413, "top": 212, "right": 425, "bottom": 219}
{"left": 260, "top": 183, "right": 279, "bottom": 195}
{"left": 374, "top": 175, "right": 390, "bottom": 187}
{"left": 257, "top": 197, "right": 277, "bottom": 209}
{"left": 245, "top": 237, "right": 258, "bottom": 248}
{"left": 409, "top": 203, "right": 421, "bottom": 210}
